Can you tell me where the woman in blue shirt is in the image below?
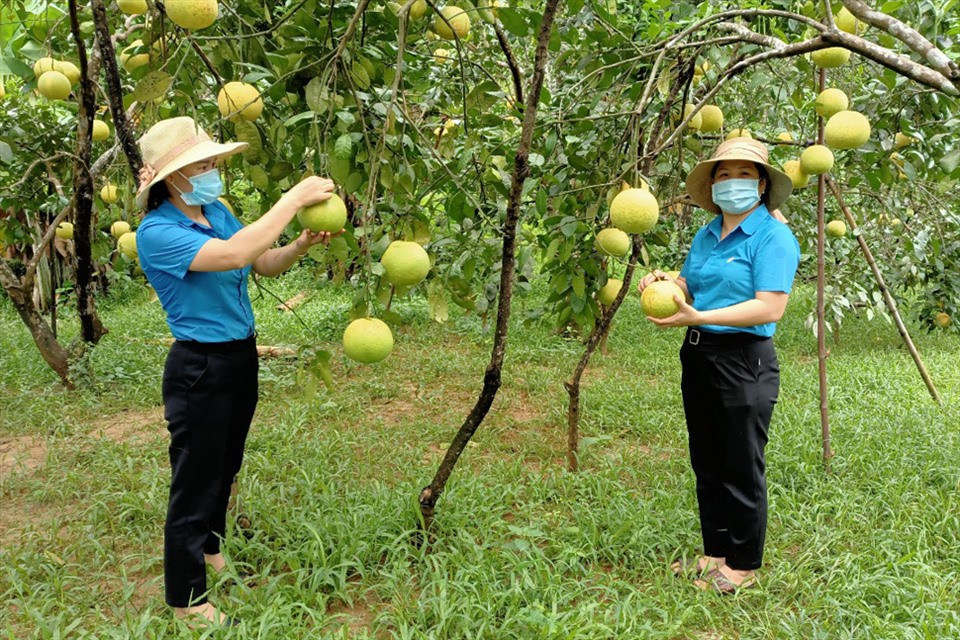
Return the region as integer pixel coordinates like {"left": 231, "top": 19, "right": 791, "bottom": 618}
{"left": 637, "top": 139, "right": 800, "bottom": 593}
{"left": 134, "top": 116, "right": 338, "bottom": 625}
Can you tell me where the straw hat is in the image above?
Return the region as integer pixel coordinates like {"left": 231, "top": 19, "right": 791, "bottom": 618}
{"left": 685, "top": 138, "right": 793, "bottom": 215}
{"left": 135, "top": 116, "right": 247, "bottom": 210}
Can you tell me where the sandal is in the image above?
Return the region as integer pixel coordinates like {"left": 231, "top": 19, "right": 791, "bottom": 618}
{"left": 694, "top": 568, "right": 758, "bottom": 595}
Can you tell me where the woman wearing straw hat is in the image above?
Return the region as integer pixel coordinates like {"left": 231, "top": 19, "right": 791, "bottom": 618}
{"left": 637, "top": 138, "right": 800, "bottom": 593}
{"left": 135, "top": 116, "right": 338, "bottom": 625}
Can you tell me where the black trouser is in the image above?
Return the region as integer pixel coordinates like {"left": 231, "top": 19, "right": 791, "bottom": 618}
{"left": 161, "top": 335, "right": 259, "bottom": 607}
{"left": 679, "top": 327, "right": 780, "bottom": 571}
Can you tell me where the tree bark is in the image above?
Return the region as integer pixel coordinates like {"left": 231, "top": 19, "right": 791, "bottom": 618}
{"left": 91, "top": 0, "right": 143, "bottom": 178}
{"left": 69, "top": 0, "right": 108, "bottom": 345}
{"left": 815, "top": 68, "right": 833, "bottom": 473}
{"left": 417, "top": 0, "right": 564, "bottom": 535}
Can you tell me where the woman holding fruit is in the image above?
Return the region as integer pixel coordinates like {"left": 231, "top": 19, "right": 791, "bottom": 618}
{"left": 135, "top": 116, "right": 339, "bottom": 626}
{"left": 637, "top": 138, "right": 800, "bottom": 593}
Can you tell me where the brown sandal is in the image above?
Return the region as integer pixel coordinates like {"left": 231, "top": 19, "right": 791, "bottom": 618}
{"left": 694, "top": 568, "right": 758, "bottom": 594}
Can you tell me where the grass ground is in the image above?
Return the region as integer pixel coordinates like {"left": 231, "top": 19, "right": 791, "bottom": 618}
{"left": 1, "top": 270, "right": 959, "bottom": 639}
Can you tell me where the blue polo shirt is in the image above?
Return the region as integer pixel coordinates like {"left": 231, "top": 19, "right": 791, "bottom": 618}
{"left": 137, "top": 200, "right": 255, "bottom": 342}
{"left": 679, "top": 204, "right": 800, "bottom": 337}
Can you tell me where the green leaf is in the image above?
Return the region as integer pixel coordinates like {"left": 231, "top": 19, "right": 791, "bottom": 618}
{"left": 938, "top": 148, "right": 960, "bottom": 174}
{"left": 131, "top": 71, "right": 172, "bottom": 103}
{"left": 498, "top": 8, "right": 528, "bottom": 37}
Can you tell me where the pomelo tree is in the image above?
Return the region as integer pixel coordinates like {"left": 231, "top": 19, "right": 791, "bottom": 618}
{"left": 1, "top": 0, "right": 959, "bottom": 519}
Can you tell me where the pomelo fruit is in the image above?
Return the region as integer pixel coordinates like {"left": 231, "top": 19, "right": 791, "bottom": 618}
{"left": 343, "top": 318, "right": 394, "bottom": 364}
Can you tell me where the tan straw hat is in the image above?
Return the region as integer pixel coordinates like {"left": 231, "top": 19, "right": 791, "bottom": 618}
{"left": 135, "top": 116, "right": 247, "bottom": 210}
{"left": 685, "top": 138, "right": 793, "bottom": 215}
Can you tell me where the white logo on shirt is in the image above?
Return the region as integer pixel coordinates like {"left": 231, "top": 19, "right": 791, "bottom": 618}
{"left": 726, "top": 257, "right": 737, "bottom": 263}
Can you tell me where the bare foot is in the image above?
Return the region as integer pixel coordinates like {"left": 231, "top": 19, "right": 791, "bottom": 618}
{"left": 205, "top": 552, "right": 226, "bottom": 573}
{"left": 174, "top": 602, "right": 228, "bottom": 627}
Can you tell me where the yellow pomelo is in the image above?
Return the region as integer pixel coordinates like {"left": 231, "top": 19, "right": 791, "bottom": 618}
{"left": 120, "top": 41, "right": 150, "bottom": 73}
{"left": 100, "top": 183, "right": 119, "bottom": 204}
{"left": 53, "top": 61, "right": 81, "bottom": 86}
{"left": 890, "top": 218, "right": 902, "bottom": 229}
{"left": 118, "top": 231, "right": 138, "bottom": 259}
{"left": 92, "top": 119, "right": 110, "bottom": 141}
{"left": 894, "top": 132, "right": 912, "bottom": 149}
{"left": 826, "top": 220, "right": 847, "bottom": 238}
{"left": 934, "top": 312, "right": 952, "bottom": 328}
{"left": 665, "top": 270, "right": 681, "bottom": 280}
{"left": 38, "top": 71, "right": 72, "bottom": 100}
{"left": 682, "top": 104, "right": 702, "bottom": 131}
{"left": 434, "top": 48, "right": 453, "bottom": 65}
{"left": 641, "top": 280, "right": 684, "bottom": 319}
{"left": 218, "top": 81, "right": 263, "bottom": 122}
{"left": 610, "top": 188, "right": 659, "bottom": 234}
{"left": 698, "top": 105, "right": 724, "bottom": 132}
{"left": 297, "top": 194, "right": 347, "bottom": 233}
{"left": 824, "top": 110, "right": 871, "bottom": 149}
{"left": 434, "top": 6, "right": 470, "bottom": 40}
{"left": 783, "top": 160, "right": 810, "bottom": 188}
{"left": 218, "top": 197, "right": 235, "bottom": 214}
{"left": 110, "top": 220, "right": 131, "bottom": 238}
{"left": 725, "top": 128, "right": 752, "bottom": 140}
{"left": 815, "top": 88, "right": 848, "bottom": 117}
{"left": 343, "top": 318, "right": 394, "bottom": 364}
{"left": 594, "top": 228, "right": 630, "bottom": 257}
{"left": 117, "top": 0, "right": 148, "bottom": 14}
{"left": 799, "top": 145, "right": 834, "bottom": 175}
{"left": 164, "top": 0, "right": 219, "bottom": 30}
{"left": 836, "top": 7, "right": 867, "bottom": 34}
{"left": 0, "top": 83, "right": 5, "bottom": 100}
{"left": 410, "top": 0, "right": 428, "bottom": 19}
{"left": 597, "top": 279, "right": 623, "bottom": 306}
{"left": 812, "top": 47, "right": 851, "bottom": 68}
{"left": 381, "top": 240, "right": 431, "bottom": 286}
{"left": 56, "top": 222, "right": 74, "bottom": 240}
{"left": 33, "top": 57, "right": 56, "bottom": 78}
{"left": 777, "top": 132, "right": 794, "bottom": 142}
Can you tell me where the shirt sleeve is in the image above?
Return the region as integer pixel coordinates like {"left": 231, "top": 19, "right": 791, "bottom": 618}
{"left": 137, "top": 221, "right": 211, "bottom": 280}
{"left": 753, "top": 224, "right": 801, "bottom": 293}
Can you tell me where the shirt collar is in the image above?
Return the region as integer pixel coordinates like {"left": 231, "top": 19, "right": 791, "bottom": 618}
{"left": 707, "top": 203, "right": 770, "bottom": 239}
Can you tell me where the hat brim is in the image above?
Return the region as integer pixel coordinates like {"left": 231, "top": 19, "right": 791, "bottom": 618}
{"left": 135, "top": 140, "right": 248, "bottom": 210}
{"left": 686, "top": 158, "right": 793, "bottom": 215}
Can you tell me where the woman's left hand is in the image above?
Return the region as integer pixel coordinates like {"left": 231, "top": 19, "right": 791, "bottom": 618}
{"left": 648, "top": 294, "right": 703, "bottom": 328}
{"left": 293, "top": 228, "right": 345, "bottom": 255}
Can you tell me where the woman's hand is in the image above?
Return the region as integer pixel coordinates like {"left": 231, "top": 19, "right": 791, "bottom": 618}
{"left": 285, "top": 176, "right": 337, "bottom": 210}
{"left": 648, "top": 294, "right": 703, "bottom": 328}
{"left": 292, "top": 228, "right": 345, "bottom": 256}
{"left": 637, "top": 269, "right": 677, "bottom": 294}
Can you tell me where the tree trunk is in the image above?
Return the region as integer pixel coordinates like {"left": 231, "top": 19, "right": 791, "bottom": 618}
{"left": 0, "top": 262, "right": 73, "bottom": 389}
{"left": 69, "top": 0, "right": 108, "bottom": 345}
{"left": 417, "top": 0, "right": 564, "bottom": 536}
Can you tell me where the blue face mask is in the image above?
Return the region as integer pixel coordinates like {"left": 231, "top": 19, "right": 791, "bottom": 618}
{"left": 175, "top": 168, "right": 223, "bottom": 206}
{"left": 711, "top": 178, "right": 761, "bottom": 214}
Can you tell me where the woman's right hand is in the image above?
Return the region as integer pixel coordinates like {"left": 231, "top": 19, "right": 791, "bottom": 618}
{"left": 286, "top": 176, "right": 337, "bottom": 209}
{"left": 637, "top": 269, "right": 668, "bottom": 294}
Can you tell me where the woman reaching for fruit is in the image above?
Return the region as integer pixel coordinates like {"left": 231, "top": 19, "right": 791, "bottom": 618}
{"left": 134, "top": 116, "right": 340, "bottom": 626}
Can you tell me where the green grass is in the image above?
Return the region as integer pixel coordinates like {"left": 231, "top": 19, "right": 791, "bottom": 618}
{"left": 2, "top": 270, "right": 959, "bottom": 638}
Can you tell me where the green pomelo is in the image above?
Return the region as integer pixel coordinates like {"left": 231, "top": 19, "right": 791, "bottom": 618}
{"left": 381, "top": 240, "right": 431, "bottom": 286}
{"left": 297, "top": 194, "right": 347, "bottom": 233}
{"left": 610, "top": 188, "right": 659, "bottom": 234}
{"left": 641, "top": 280, "right": 684, "bottom": 319}
{"left": 594, "top": 228, "right": 630, "bottom": 257}
{"left": 343, "top": 318, "right": 394, "bottom": 364}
